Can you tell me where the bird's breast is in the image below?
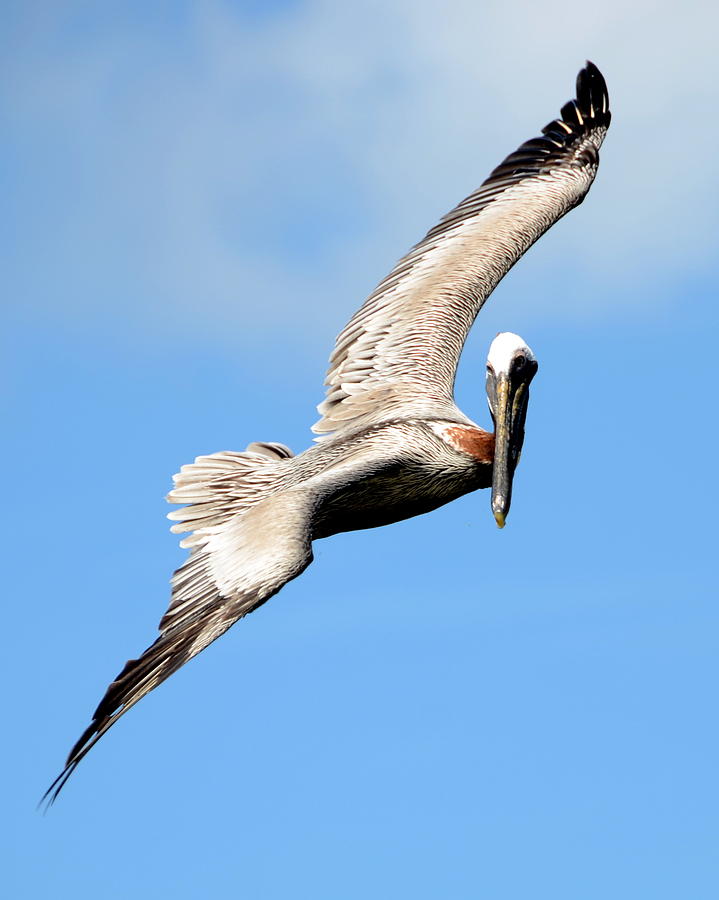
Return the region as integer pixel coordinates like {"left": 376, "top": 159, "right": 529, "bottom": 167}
{"left": 312, "top": 451, "right": 490, "bottom": 539}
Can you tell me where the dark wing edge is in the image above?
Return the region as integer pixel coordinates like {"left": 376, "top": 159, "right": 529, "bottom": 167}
{"left": 422, "top": 61, "right": 611, "bottom": 247}
{"left": 41, "top": 462, "right": 313, "bottom": 810}
{"left": 482, "top": 61, "right": 609, "bottom": 196}
{"left": 40, "top": 557, "right": 235, "bottom": 810}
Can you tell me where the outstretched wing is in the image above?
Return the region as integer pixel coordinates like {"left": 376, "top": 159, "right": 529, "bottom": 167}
{"left": 43, "top": 451, "right": 313, "bottom": 806}
{"left": 313, "top": 61, "right": 610, "bottom": 439}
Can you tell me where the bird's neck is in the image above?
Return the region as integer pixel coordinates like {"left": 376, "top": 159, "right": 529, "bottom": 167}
{"left": 431, "top": 422, "right": 495, "bottom": 464}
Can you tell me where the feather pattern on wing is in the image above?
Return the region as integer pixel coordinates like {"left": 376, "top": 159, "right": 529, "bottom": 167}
{"left": 313, "top": 61, "right": 610, "bottom": 439}
{"left": 42, "top": 449, "right": 312, "bottom": 806}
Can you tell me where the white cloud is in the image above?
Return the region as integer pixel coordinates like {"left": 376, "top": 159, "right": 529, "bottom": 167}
{"left": 4, "top": 0, "right": 718, "bottom": 346}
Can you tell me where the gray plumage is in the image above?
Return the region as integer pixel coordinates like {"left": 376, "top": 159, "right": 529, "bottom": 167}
{"left": 43, "top": 62, "right": 610, "bottom": 805}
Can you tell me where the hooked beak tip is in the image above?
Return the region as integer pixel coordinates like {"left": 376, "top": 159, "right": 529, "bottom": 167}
{"left": 493, "top": 509, "right": 506, "bottom": 529}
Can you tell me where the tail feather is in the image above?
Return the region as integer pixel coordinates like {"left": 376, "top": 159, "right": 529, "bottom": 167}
{"left": 167, "top": 443, "right": 293, "bottom": 549}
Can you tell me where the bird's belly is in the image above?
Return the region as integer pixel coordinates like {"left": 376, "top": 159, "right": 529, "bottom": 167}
{"left": 312, "top": 462, "right": 488, "bottom": 539}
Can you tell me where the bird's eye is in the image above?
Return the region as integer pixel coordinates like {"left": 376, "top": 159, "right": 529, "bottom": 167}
{"left": 514, "top": 354, "right": 526, "bottom": 369}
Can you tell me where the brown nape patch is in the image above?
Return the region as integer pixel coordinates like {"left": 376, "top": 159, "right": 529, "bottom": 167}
{"left": 443, "top": 426, "right": 495, "bottom": 463}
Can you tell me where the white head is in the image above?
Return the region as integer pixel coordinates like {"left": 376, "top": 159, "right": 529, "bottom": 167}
{"left": 484, "top": 332, "right": 538, "bottom": 529}
{"left": 487, "top": 332, "right": 537, "bottom": 376}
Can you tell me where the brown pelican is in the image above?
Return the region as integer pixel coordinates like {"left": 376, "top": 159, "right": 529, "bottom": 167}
{"left": 44, "top": 62, "right": 610, "bottom": 804}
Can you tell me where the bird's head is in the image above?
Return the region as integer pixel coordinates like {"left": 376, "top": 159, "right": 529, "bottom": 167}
{"left": 485, "top": 332, "right": 538, "bottom": 528}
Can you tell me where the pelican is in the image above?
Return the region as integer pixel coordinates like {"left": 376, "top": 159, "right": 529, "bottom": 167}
{"left": 44, "top": 62, "right": 610, "bottom": 803}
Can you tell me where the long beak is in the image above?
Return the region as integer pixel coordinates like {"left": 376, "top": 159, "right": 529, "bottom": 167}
{"left": 490, "top": 373, "right": 532, "bottom": 529}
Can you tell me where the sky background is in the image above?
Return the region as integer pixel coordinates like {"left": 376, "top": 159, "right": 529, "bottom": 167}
{"left": 4, "top": 1, "right": 719, "bottom": 897}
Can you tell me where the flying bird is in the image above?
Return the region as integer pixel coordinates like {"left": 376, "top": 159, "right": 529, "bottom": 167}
{"left": 44, "top": 61, "right": 610, "bottom": 804}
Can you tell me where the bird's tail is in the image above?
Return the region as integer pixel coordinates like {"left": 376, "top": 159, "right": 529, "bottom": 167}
{"left": 166, "top": 441, "right": 295, "bottom": 549}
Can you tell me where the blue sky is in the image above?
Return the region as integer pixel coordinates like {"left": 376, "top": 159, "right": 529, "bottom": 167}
{"left": 4, "top": 2, "right": 719, "bottom": 898}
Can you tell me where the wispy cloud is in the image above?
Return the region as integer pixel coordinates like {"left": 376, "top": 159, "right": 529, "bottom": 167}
{"left": 4, "top": 0, "right": 717, "bottom": 346}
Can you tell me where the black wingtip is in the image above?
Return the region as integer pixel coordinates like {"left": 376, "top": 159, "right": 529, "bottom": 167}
{"left": 38, "top": 761, "right": 79, "bottom": 812}
{"left": 576, "top": 60, "right": 611, "bottom": 122}
{"left": 482, "top": 61, "right": 611, "bottom": 188}
{"left": 583, "top": 60, "right": 603, "bottom": 82}
{"left": 542, "top": 60, "right": 610, "bottom": 143}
